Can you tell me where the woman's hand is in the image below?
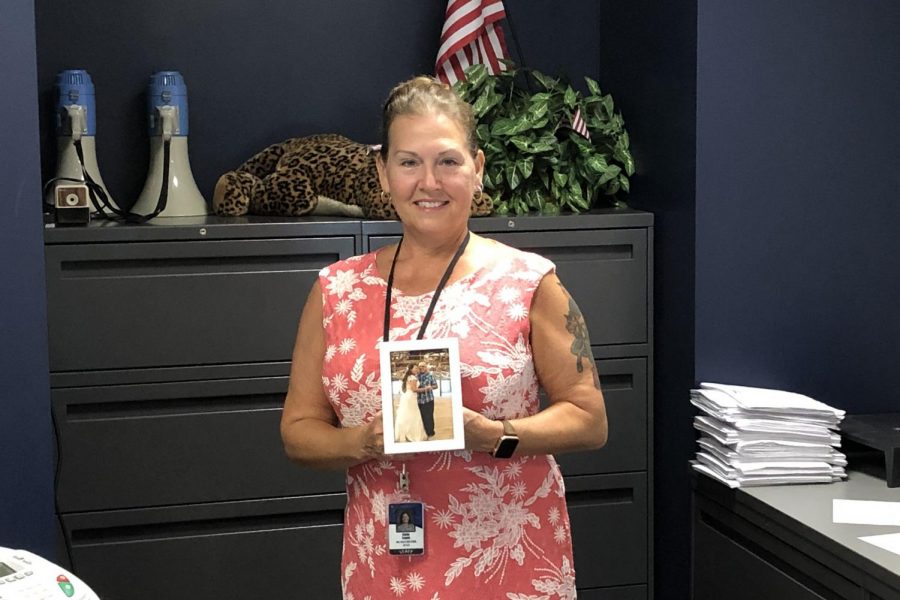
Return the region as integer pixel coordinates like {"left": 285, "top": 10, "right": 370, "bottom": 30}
{"left": 462, "top": 407, "right": 504, "bottom": 454}
{"left": 357, "top": 411, "right": 385, "bottom": 462}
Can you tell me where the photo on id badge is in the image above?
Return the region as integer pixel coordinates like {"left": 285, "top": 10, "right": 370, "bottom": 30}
{"left": 380, "top": 337, "right": 465, "bottom": 454}
{"left": 388, "top": 502, "right": 425, "bottom": 555}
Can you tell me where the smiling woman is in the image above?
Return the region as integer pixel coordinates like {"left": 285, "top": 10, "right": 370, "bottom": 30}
{"left": 376, "top": 111, "right": 481, "bottom": 249}
{"left": 375, "top": 76, "right": 485, "bottom": 262}
{"left": 280, "top": 75, "right": 608, "bottom": 599}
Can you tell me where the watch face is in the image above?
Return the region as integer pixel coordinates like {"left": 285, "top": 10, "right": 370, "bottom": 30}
{"left": 493, "top": 436, "right": 518, "bottom": 459}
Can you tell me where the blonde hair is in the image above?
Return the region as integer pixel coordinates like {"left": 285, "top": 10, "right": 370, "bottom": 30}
{"left": 380, "top": 76, "right": 478, "bottom": 160}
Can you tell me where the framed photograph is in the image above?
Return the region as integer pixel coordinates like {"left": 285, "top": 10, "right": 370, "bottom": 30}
{"left": 379, "top": 337, "right": 465, "bottom": 454}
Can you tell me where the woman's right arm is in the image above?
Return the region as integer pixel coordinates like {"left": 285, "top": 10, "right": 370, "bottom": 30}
{"left": 280, "top": 281, "right": 384, "bottom": 470}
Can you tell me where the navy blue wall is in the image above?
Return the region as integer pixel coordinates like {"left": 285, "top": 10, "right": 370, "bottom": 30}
{"left": 595, "top": 4, "right": 698, "bottom": 597}
{"left": 0, "top": 0, "right": 56, "bottom": 557}
{"left": 696, "top": 1, "right": 900, "bottom": 412}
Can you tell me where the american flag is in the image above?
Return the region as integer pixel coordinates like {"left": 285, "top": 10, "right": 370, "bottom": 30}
{"left": 569, "top": 108, "right": 591, "bottom": 141}
{"left": 435, "top": 0, "right": 510, "bottom": 86}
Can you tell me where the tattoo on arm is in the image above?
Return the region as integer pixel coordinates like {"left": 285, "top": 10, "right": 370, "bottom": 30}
{"left": 559, "top": 282, "right": 602, "bottom": 390}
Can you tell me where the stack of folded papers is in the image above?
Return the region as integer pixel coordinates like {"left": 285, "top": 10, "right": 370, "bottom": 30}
{"left": 691, "top": 382, "right": 847, "bottom": 488}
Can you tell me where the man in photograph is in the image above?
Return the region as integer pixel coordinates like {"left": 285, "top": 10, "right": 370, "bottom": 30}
{"left": 416, "top": 361, "right": 437, "bottom": 438}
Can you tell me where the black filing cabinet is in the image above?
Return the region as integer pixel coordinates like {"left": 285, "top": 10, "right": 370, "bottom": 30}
{"left": 45, "top": 210, "right": 653, "bottom": 600}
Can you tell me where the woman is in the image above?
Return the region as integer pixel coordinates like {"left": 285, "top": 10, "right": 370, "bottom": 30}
{"left": 394, "top": 364, "right": 427, "bottom": 442}
{"left": 281, "top": 76, "right": 607, "bottom": 598}
{"left": 396, "top": 510, "right": 416, "bottom": 533}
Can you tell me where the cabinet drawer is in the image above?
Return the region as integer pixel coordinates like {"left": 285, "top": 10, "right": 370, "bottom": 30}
{"left": 553, "top": 358, "right": 648, "bottom": 476}
{"left": 366, "top": 228, "right": 648, "bottom": 347}
{"left": 63, "top": 495, "right": 345, "bottom": 600}
{"left": 693, "top": 509, "right": 831, "bottom": 600}
{"left": 53, "top": 375, "right": 345, "bottom": 512}
{"left": 693, "top": 491, "right": 863, "bottom": 600}
{"left": 45, "top": 236, "right": 356, "bottom": 371}
{"left": 487, "top": 229, "right": 648, "bottom": 346}
{"left": 567, "top": 473, "right": 647, "bottom": 589}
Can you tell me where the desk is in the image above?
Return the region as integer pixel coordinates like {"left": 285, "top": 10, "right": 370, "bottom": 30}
{"left": 692, "top": 470, "right": 900, "bottom": 600}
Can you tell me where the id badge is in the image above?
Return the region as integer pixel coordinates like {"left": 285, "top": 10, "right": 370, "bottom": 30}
{"left": 387, "top": 500, "right": 425, "bottom": 555}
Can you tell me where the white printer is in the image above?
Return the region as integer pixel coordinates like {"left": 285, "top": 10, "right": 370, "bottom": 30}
{"left": 0, "top": 548, "right": 99, "bottom": 600}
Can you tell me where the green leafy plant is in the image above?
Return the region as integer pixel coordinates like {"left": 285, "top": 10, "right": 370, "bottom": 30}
{"left": 454, "top": 63, "right": 635, "bottom": 215}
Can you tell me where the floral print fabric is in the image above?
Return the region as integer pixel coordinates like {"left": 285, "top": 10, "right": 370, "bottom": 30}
{"left": 319, "top": 247, "right": 576, "bottom": 600}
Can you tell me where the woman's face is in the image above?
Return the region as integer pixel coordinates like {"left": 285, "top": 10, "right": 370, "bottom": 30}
{"left": 400, "top": 512, "right": 411, "bottom": 524}
{"left": 377, "top": 112, "right": 484, "bottom": 240}
{"left": 411, "top": 365, "right": 419, "bottom": 375}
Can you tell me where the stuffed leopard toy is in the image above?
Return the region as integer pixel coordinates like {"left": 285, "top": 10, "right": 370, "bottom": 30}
{"left": 213, "top": 134, "right": 492, "bottom": 219}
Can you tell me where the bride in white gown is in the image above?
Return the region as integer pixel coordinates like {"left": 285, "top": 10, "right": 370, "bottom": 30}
{"left": 394, "top": 364, "right": 427, "bottom": 442}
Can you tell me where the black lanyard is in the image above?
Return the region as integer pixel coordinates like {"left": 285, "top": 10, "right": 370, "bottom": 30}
{"left": 383, "top": 230, "right": 471, "bottom": 342}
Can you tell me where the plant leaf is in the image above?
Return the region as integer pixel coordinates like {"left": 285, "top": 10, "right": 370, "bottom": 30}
{"left": 505, "top": 164, "right": 521, "bottom": 190}
{"left": 528, "top": 101, "right": 549, "bottom": 121}
{"left": 601, "top": 94, "right": 614, "bottom": 116}
{"left": 584, "top": 155, "right": 609, "bottom": 174}
{"left": 491, "top": 118, "right": 518, "bottom": 137}
{"left": 509, "top": 136, "right": 531, "bottom": 152}
{"left": 564, "top": 86, "right": 577, "bottom": 109}
{"left": 465, "top": 64, "right": 488, "bottom": 88}
{"left": 519, "top": 157, "right": 534, "bottom": 179}
{"left": 538, "top": 167, "right": 550, "bottom": 189}
{"left": 569, "top": 179, "right": 589, "bottom": 210}
{"left": 476, "top": 124, "right": 491, "bottom": 144}
{"left": 597, "top": 164, "right": 621, "bottom": 185}
{"left": 530, "top": 70, "right": 558, "bottom": 91}
{"left": 541, "top": 201, "right": 560, "bottom": 215}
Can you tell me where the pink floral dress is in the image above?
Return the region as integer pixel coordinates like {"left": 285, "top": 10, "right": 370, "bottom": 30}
{"left": 319, "top": 245, "right": 576, "bottom": 600}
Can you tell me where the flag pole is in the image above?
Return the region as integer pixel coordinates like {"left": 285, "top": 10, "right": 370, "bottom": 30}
{"left": 501, "top": 0, "right": 526, "bottom": 68}
{"left": 500, "top": 1, "right": 533, "bottom": 93}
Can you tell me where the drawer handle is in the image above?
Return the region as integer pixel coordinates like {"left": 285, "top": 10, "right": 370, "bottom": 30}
{"left": 66, "top": 392, "right": 286, "bottom": 421}
{"left": 59, "top": 253, "right": 337, "bottom": 278}
{"left": 69, "top": 509, "right": 346, "bottom": 546}
{"left": 539, "top": 245, "right": 634, "bottom": 261}
{"left": 566, "top": 487, "right": 634, "bottom": 507}
{"left": 598, "top": 373, "right": 634, "bottom": 392}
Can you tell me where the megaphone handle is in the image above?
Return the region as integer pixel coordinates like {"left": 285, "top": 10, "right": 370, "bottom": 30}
{"left": 156, "top": 105, "right": 178, "bottom": 141}
{"left": 65, "top": 105, "right": 87, "bottom": 142}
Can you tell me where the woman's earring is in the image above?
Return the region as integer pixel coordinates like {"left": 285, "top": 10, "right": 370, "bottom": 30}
{"left": 473, "top": 187, "right": 483, "bottom": 202}
{"left": 381, "top": 190, "right": 391, "bottom": 203}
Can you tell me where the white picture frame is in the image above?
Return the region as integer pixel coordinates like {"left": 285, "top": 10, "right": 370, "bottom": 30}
{"left": 379, "top": 337, "right": 465, "bottom": 454}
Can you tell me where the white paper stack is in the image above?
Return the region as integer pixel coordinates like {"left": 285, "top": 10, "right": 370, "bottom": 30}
{"left": 690, "top": 382, "right": 847, "bottom": 488}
